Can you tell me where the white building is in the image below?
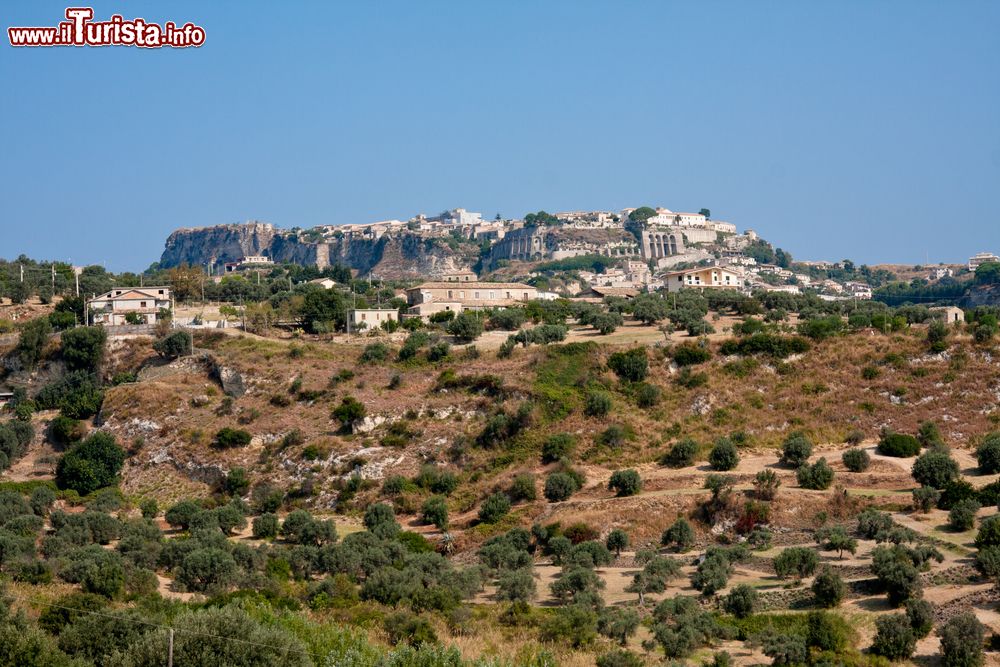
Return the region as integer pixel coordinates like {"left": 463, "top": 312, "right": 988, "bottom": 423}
{"left": 86, "top": 287, "right": 173, "bottom": 326}
{"left": 969, "top": 252, "right": 999, "bottom": 270}
{"left": 664, "top": 266, "right": 744, "bottom": 293}
{"left": 348, "top": 308, "right": 399, "bottom": 331}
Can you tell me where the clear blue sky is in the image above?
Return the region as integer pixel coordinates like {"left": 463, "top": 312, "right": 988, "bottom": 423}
{"left": 3, "top": 1, "right": 999, "bottom": 271}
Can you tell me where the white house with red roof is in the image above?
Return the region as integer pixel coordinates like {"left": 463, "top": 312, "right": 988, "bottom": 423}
{"left": 86, "top": 287, "right": 173, "bottom": 326}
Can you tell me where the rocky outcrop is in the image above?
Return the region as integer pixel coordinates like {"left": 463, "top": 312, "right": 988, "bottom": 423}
{"left": 159, "top": 222, "right": 478, "bottom": 279}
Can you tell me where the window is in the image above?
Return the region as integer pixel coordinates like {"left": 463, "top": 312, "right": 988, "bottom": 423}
{"left": 460, "top": 291, "right": 465, "bottom": 298}
{"left": 158, "top": 290, "right": 164, "bottom": 295}
{"left": 523, "top": 292, "right": 528, "bottom": 299}
{"left": 489, "top": 291, "right": 495, "bottom": 300}
{"left": 448, "top": 290, "right": 453, "bottom": 299}
{"left": 474, "top": 292, "right": 480, "bottom": 299}
{"left": 361, "top": 313, "right": 366, "bottom": 321}
{"left": 140, "top": 301, "right": 147, "bottom": 308}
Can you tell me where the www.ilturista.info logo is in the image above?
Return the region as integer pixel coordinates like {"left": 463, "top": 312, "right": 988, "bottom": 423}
{"left": 8, "top": 7, "right": 205, "bottom": 48}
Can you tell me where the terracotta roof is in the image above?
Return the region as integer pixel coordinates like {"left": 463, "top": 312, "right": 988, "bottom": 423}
{"left": 408, "top": 282, "right": 535, "bottom": 290}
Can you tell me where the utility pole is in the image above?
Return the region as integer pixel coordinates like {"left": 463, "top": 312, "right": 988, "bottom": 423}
{"left": 19, "top": 264, "right": 23, "bottom": 283}
{"left": 51, "top": 265, "right": 55, "bottom": 292}
{"left": 167, "top": 628, "right": 174, "bottom": 667}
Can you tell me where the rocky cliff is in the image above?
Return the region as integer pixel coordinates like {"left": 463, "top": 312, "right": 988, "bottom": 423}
{"left": 159, "top": 222, "right": 479, "bottom": 279}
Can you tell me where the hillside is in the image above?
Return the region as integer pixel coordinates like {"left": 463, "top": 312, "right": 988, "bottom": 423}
{"left": 3, "top": 306, "right": 1000, "bottom": 666}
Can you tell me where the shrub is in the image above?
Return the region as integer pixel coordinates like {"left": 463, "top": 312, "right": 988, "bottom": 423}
{"left": 363, "top": 503, "right": 399, "bottom": 539}
{"left": 918, "top": 420, "right": 946, "bottom": 448}
{"left": 661, "top": 438, "right": 698, "bottom": 468}
{"left": 508, "top": 474, "right": 537, "bottom": 502}
{"left": 213, "top": 427, "right": 251, "bottom": 449}
{"left": 754, "top": 469, "right": 780, "bottom": 500}
{"left": 55, "top": 432, "right": 125, "bottom": 495}
{"left": 672, "top": 343, "right": 711, "bottom": 367}
{"left": 359, "top": 342, "right": 390, "bottom": 364}
{"left": 50, "top": 415, "right": 86, "bottom": 446}
{"left": 607, "top": 348, "right": 648, "bottom": 382}
{"left": 15, "top": 317, "right": 51, "bottom": 369}
{"left": 595, "top": 649, "right": 643, "bottom": 667}
{"left": 608, "top": 469, "right": 641, "bottom": 497}
{"left": 544, "top": 473, "right": 579, "bottom": 502}
{"left": 584, "top": 390, "right": 612, "bottom": 417}
{"left": 661, "top": 517, "right": 695, "bottom": 552}
{"left": 842, "top": 448, "right": 870, "bottom": 472}
{"left": 811, "top": 568, "right": 845, "bottom": 608}
{"left": 912, "top": 486, "right": 942, "bottom": 513}
{"left": 60, "top": 326, "right": 107, "bottom": 371}
{"left": 421, "top": 496, "right": 449, "bottom": 530}
{"left": 781, "top": 432, "right": 812, "bottom": 467}
{"left": 938, "top": 612, "right": 984, "bottom": 667}
{"left": 331, "top": 396, "right": 366, "bottom": 431}
{"left": 708, "top": 437, "right": 739, "bottom": 471}
{"left": 872, "top": 614, "right": 916, "bottom": 660}
{"left": 252, "top": 513, "right": 279, "bottom": 539}
{"left": 976, "top": 433, "right": 1000, "bottom": 474}
{"left": 152, "top": 331, "right": 191, "bottom": 359}
{"left": 591, "top": 311, "right": 624, "bottom": 335}
{"left": 907, "top": 598, "right": 934, "bottom": 638}
{"left": 605, "top": 529, "right": 629, "bottom": 556}
{"left": 774, "top": 547, "right": 818, "bottom": 579}
{"left": 948, "top": 499, "right": 980, "bottom": 531}
{"left": 541, "top": 434, "right": 575, "bottom": 463}
{"left": 912, "top": 450, "right": 960, "bottom": 489}
{"left": 691, "top": 552, "right": 733, "bottom": 595}
{"left": 478, "top": 493, "right": 511, "bottom": 524}
{"left": 723, "top": 584, "right": 758, "bottom": 619}
{"left": 797, "top": 458, "right": 834, "bottom": 490}
{"left": 844, "top": 429, "right": 865, "bottom": 445}
{"left": 878, "top": 432, "right": 921, "bottom": 457}
{"left": 634, "top": 382, "right": 661, "bottom": 408}
{"left": 447, "top": 312, "right": 484, "bottom": 342}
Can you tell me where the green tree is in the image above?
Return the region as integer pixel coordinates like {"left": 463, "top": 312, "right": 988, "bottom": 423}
{"left": 446, "top": 312, "right": 484, "bottom": 342}
{"left": 976, "top": 433, "right": 1000, "bottom": 474}
{"left": 912, "top": 450, "right": 960, "bottom": 489}
{"left": 15, "top": 317, "right": 51, "bottom": 370}
{"left": 60, "top": 326, "right": 107, "bottom": 372}
{"left": 152, "top": 330, "right": 192, "bottom": 358}
{"left": 948, "top": 499, "right": 980, "bottom": 531}
{"left": 842, "top": 447, "right": 871, "bottom": 472}
{"left": 544, "top": 472, "right": 579, "bottom": 502}
{"left": 55, "top": 432, "right": 125, "bottom": 495}
{"left": 607, "top": 469, "right": 641, "bottom": 497}
{"left": 598, "top": 607, "right": 640, "bottom": 646}
{"left": 421, "top": 496, "right": 449, "bottom": 530}
{"left": 781, "top": 432, "right": 812, "bottom": 467}
{"left": 607, "top": 348, "right": 648, "bottom": 382}
{"left": 661, "top": 517, "right": 695, "bottom": 552}
{"left": 709, "top": 437, "right": 739, "bottom": 471}
{"left": 723, "top": 584, "right": 757, "bottom": 618}
{"left": 177, "top": 547, "right": 237, "bottom": 593}
{"left": 363, "top": 503, "right": 400, "bottom": 539}
{"left": 774, "top": 547, "right": 818, "bottom": 579}
{"left": 605, "top": 529, "right": 629, "bottom": 556}
{"left": 811, "top": 568, "right": 846, "bottom": 608}
{"left": 478, "top": 493, "right": 511, "bottom": 524}
{"left": 938, "top": 612, "right": 984, "bottom": 667}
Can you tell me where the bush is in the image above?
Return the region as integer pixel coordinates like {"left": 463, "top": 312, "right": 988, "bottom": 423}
{"left": 918, "top": 420, "right": 946, "bottom": 448}
{"left": 447, "top": 312, "right": 484, "bottom": 342}
{"left": 811, "top": 568, "right": 846, "bottom": 608}
{"left": 976, "top": 433, "right": 1000, "bottom": 474}
{"left": 363, "top": 503, "right": 400, "bottom": 539}
{"left": 872, "top": 613, "right": 916, "bottom": 660}
{"left": 938, "top": 612, "right": 984, "bottom": 667}
{"left": 723, "top": 584, "right": 757, "bottom": 618}
{"left": 634, "top": 382, "right": 661, "bottom": 408}
{"left": 672, "top": 343, "right": 711, "bottom": 367}
{"left": 878, "top": 432, "right": 921, "bottom": 457}
{"left": 541, "top": 433, "right": 575, "bottom": 463}
{"left": 907, "top": 598, "right": 934, "bottom": 638}
{"left": 421, "top": 496, "right": 449, "bottom": 530}
{"left": 60, "top": 326, "right": 107, "bottom": 372}
{"left": 595, "top": 649, "right": 643, "bottom": 667}
{"left": 661, "top": 438, "right": 699, "bottom": 468}
{"left": 754, "top": 469, "right": 780, "bottom": 500}
{"left": 948, "top": 499, "right": 980, "bottom": 531}
{"left": 608, "top": 469, "right": 641, "bottom": 497}
{"left": 508, "top": 474, "right": 537, "bottom": 502}
{"left": 213, "top": 427, "right": 252, "bottom": 449}
{"left": 152, "top": 331, "right": 191, "bottom": 359}
{"left": 912, "top": 450, "right": 960, "bottom": 489}
{"left": 591, "top": 311, "right": 624, "bottom": 335}
{"left": 55, "top": 432, "right": 126, "bottom": 495}
{"left": 252, "top": 513, "right": 279, "bottom": 539}
{"left": 50, "top": 415, "right": 86, "bottom": 446}
{"left": 584, "top": 390, "right": 612, "bottom": 417}
{"left": 912, "top": 486, "right": 942, "bottom": 512}
{"left": 661, "top": 517, "right": 695, "bottom": 552}
{"left": 359, "top": 342, "right": 390, "bottom": 364}
{"left": 708, "top": 437, "right": 739, "bottom": 471}
{"left": 607, "top": 348, "right": 648, "bottom": 382}
{"left": 544, "top": 473, "right": 579, "bottom": 502}
{"left": 797, "top": 458, "right": 834, "bottom": 490}
{"left": 331, "top": 396, "right": 366, "bottom": 431}
{"left": 842, "top": 448, "right": 870, "bottom": 472}
{"left": 774, "top": 547, "right": 818, "bottom": 579}
{"left": 478, "top": 492, "right": 511, "bottom": 524}
{"left": 606, "top": 529, "right": 629, "bottom": 556}
{"left": 781, "top": 432, "right": 812, "bottom": 467}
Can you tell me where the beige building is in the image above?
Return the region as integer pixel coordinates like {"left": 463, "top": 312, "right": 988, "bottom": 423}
{"left": 664, "top": 267, "right": 743, "bottom": 293}
{"left": 86, "top": 287, "right": 173, "bottom": 325}
{"left": 348, "top": 308, "right": 399, "bottom": 331}
{"left": 930, "top": 306, "right": 965, "bottom": 324}
{"left": 405, "top": 281, "right": 537, "bottom": 318}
